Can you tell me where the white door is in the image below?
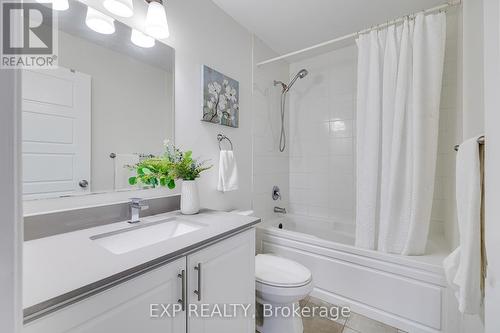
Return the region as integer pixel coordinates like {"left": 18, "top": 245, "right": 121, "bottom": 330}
{"left": 187, "top": 229, "right": 256, "bottom": 333}
{"left": 23, "top": 258, "right": 187, "bottom": 333}
{"left": 22, "top": 67, "right": 91, "bottom": 199}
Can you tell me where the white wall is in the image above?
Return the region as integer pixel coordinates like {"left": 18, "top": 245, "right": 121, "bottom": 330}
{"left": 84, "top": 0, "right": 254, "bottom": 210}
{"left": 0, "top": 71, "right": 23, "bottom": 332}
{"left": 438, "top": 7, "right": 461, "bottom": 247}
{"left": 288, "top": 46, "right": 357, "bottom": 229}
{"left": 252, "top": 37, "right": 290, "bottom": 220}
{"left": 462, "top": 0, "right": 485, "bottom": 138}
{"left": 58, "top": 31, "right": 174, "bottom": 192}
{"left": 483, "top": 0, "right": 500, "bottom": 331}
{"left": 167, "top": 0, "right": 253, "bottom": 211}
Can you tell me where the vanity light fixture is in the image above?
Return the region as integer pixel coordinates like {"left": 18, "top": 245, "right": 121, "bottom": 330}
{"left": 131, "top": 29, "right": 155, "bottom": 48}
{"left": 103, "top": 0, "right": 134, "bottom": 18}
{"left": 85, "top": 7, "right": 115, "bottom": 35}
{"left": 144, "top": 0, "right": 170, "bottom": 39}
{"left": 36, "top": 0, "right": 69, "bottom": 11}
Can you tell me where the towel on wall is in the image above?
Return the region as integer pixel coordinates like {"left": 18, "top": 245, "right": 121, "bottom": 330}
{"left": 443, "top": 136, "right": 483, "bottom": 314}
{"left": 217, "top": 150, "right": 238, "bottom": 192}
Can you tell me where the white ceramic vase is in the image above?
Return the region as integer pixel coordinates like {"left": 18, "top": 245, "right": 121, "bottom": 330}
{"left": 180, "top": 180, "right": 200, "bottom": 215}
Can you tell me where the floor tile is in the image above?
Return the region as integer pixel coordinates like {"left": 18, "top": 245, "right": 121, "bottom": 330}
{"left": 345, "top": 312, "right": 398, "bottom": 333}
{"left": 342, "top": 328, "right": 360, "bottom": 333}
{"left": 306, "top": 296, "right": 350, "bottom": 326}
{"left": 299, "top": 296, "right": 310, "bottom": 308}
{"left": 303, "top": 315, "right": 344, "bottom": 333}
{"left": 255, "top": 302, "right": 263, "bottom": 327}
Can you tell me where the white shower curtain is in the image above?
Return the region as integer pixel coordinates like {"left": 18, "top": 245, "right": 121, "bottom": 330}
{"left": 355, "top": 12, "right": 446, "bottom": 255}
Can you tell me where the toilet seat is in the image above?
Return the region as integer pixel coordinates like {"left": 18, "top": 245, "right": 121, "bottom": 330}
{"left": 255, "top": 254, "right": 314, "bottom": 333}
{"left": 256, "top": 254, "right": 312, "bottom": 287}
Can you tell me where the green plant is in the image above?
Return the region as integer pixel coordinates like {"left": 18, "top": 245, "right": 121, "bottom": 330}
{"left": 128, "top": 158, "right": 176, "bottom": 189}
{"left": 128, "top": 141, "right": 211, "bottom": 189}
{"left": 170, "top": 151, "right": 212, "bottom": 181}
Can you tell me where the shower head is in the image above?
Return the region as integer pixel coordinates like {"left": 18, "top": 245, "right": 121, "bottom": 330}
{"left": 285, "top": 69, "right": 308, "bottom": 92}
{"left": 274, "top": 68, "right": 309, "bottom": 153}
{"left": 297, "top": 69, "right": 309, "bottom": 78}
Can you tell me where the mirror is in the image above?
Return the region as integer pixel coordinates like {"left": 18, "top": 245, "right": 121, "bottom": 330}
{"left": 21, "top": 0, "right": 175, "bottom": 200}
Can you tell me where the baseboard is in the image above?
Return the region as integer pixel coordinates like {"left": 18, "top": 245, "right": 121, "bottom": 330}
{"left": 311, "top": 287, "right": 443, "bottom": 333}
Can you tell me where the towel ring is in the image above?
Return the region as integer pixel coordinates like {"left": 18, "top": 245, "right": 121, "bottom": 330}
{"left": 217, "top": 134, "right": 233, "bottom": 151}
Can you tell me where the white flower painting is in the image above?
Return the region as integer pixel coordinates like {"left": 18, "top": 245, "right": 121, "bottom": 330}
{"left": 202, "top": 65, "right": 239, "bottom": 128}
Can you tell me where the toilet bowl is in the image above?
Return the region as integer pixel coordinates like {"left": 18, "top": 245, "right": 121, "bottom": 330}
{"left": 255, "top": 254, "right": 313, "bottom": 333}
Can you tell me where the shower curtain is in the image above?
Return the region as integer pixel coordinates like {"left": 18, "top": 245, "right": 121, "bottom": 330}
{"left": 355, "top": 12, "right": 446, "bottom": 255}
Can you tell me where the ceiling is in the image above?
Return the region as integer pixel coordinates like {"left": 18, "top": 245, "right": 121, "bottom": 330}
{"left": 211, "top": 0, "right": 447, "bottom": 55}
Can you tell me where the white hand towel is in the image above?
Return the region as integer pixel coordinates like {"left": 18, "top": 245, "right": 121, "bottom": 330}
{"left": 217, "top": 150, "right": 238, "bottom": 192}
{"left": 443, "top": 136, "right": 482, "bottom": 314}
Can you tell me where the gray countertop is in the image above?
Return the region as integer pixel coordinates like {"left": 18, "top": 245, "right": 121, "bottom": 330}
{"left": 23, "top": 209, "right": 260, "bottom": 320}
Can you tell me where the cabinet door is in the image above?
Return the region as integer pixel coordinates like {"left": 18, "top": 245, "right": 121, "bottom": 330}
{"left": 24, "top": 258, "right": 187, "bottom": 333}
{"left": 187, "top": 229, "right": 255, "bottom": 333}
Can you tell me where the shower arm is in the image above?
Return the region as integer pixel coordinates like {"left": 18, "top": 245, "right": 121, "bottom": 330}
{"left": 273, "top": 80, "right": 287, "bottom": 93}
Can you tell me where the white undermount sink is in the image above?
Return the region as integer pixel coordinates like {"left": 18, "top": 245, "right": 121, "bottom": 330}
{"left": 91, "top": 217, "right": 206, "bottom": 254}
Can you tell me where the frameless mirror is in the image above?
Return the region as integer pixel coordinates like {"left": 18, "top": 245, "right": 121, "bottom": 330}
{"left": 21, "top": 0, "right": 175, "bottom": 200}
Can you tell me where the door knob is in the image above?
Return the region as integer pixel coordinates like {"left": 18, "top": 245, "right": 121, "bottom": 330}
{"left": 79, "top": 180, "right": 89, "bottom": 188}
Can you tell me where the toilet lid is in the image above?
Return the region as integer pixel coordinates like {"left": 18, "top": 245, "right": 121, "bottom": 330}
{"left": 255, "top": 254, "right": 312, "bottom": 287}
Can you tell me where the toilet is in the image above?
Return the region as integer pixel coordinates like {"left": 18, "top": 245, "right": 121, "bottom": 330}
{"left": 255, "top": 254, "right": 313, "bottom": 333}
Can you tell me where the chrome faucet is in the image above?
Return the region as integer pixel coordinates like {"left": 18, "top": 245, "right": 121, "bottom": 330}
{"left": 274, "top": 206, "right": 287, "bottom": 214}
{"left": 128, "top": 198, "right": 149, "bottom": 224}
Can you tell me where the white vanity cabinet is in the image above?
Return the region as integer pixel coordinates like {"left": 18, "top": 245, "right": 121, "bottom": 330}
{"left": 187, "top": 228, "right": 255, "bottom": 333}
{"left": 23, "top": 257, "right": 187, "bottom": 333}
{"left": 24, "top": 229, "right": 255, "bottom": 333}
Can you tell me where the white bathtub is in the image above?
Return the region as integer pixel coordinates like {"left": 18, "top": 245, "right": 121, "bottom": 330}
{"left": 256, "top": 215, "right": 458, "bottom": 333}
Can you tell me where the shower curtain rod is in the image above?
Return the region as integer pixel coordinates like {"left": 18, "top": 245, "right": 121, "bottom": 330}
{"left": 256, "top": 1, "right": 460, "bottom": 67}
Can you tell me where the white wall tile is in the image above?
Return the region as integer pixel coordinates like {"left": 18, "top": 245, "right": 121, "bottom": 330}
{"left": 289, "top": 45, "right": 357, "bottom": 224}
{"left": 289, "top": 203, "right": 308, "bottom": 216}
{"left": 436, "top": 10, "right": 460, "bottom": 244}
{"left": 330, "top": 119, "right": 354, "bottom": 138}
{"left": 330, "top": 137, "right": 354, "bottom": 156}
{"left": 252, "top": 37, "right": 290, "bottom": 221}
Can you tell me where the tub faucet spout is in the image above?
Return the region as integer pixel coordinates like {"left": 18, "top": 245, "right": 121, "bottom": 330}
{"left": 274, "top": 206, "right": 287, "bottom": 214}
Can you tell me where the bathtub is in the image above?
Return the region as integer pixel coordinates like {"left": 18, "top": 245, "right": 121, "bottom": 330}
{"left": 256, "top": 214, "right": 458, "bottom": 333}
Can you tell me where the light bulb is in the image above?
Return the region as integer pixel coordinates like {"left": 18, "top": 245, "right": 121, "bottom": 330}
{"left": 85, "top": 7, "right": 115, "bottom": 35}
{"left": 145, "top": 1, "right": 169, "bottom": 39}
{"left": 103, "top": 0, "right": 134, "bottom": 18}
{"left": 131, "top": 29, "right": 155, "bottom": 48}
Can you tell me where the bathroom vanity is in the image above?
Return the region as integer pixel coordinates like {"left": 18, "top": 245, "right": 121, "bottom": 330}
{"left": 23, "top": 210, "right": 259, "bottom": 333}
{"left": 20, "top": 2, "right": 260, "bottom": 332}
